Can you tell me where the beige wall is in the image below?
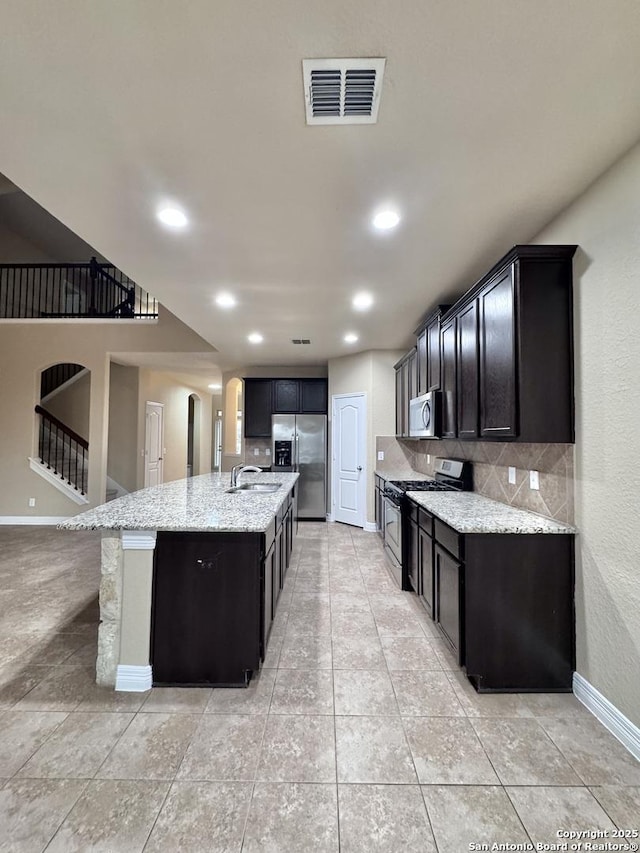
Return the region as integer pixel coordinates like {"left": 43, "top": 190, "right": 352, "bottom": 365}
{"left": 530, "top": 141, "right": 640, "bottom": 728}
{"left": 328, "top": 350, "right": 403, "bottom": 524}
{"left": 137, "top": 370, "right": 213, "bottom": 487}
{"left": 43, "top": 369, "right": 91, "bottom": 441}
{"left": 0, "top": 218, "right": 53, "bottom": 262}
{"left": 0, "top": 306, "right": 216, "bottom": 517}
{"left": 107, "top": 363, "right": 139, "bottom": 492}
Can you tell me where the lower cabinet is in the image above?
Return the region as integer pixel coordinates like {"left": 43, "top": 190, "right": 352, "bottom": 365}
{"left": 152, "top": 532, "right": 262, "bottom": 687}
{"left": 408, "top": 501, "right": 575, "bottom": 692}
{"left": 152, "top": 490, "right": 298, "bottom": 687}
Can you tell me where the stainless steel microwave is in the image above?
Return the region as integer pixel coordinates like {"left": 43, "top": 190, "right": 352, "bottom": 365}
{"left": 409, "top": 391, "right": 440, "bottom": 438}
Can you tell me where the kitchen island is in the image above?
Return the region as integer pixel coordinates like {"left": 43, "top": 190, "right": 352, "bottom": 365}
{"left": 60, "top": 472, "right": 299, "bottom": 691}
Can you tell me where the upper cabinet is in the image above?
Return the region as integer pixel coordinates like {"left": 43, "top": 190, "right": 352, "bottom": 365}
{"left": 414, "top": 305, "right": 450, "bottom": 396}
{"left": 244, "top": 378, "right": 328, "bottom": 437}
{"left": 398, "top": 245, "right": 577, "bottom": 444}
{"left": 244, "top": 379, "right": 273, "bottom": 438}
{"left": 273, "top": 379, "right": 299, "bottom": 413}
{"left": 394, "top": 349, "right": 415, "bottom": 438}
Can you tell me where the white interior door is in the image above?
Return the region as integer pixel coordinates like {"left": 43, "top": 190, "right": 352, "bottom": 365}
{"left": 144, "top": 402, "right": 164, "bottom": 487}
{"left": 332, "top": 393, "right": 366, "bottom": 527}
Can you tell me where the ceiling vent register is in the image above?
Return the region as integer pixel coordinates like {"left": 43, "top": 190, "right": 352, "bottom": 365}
{"left": 291, "top": 339, "right": 311, "bottom": 345}
{"left": 302, "top": 58, "right": 386, "bottom": 125}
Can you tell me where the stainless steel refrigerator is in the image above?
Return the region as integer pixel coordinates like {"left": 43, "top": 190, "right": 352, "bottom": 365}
{"left": 272, "top": 414, "right": 327, "bottom": 520}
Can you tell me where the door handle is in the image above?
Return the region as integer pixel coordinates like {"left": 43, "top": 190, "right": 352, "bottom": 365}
{"left": 357, "top": 465, "right": 362, "bottom": 471}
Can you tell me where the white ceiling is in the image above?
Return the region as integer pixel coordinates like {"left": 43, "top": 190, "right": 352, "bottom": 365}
{"left": 2, "top": 1, "right": 640, "bottom": 370}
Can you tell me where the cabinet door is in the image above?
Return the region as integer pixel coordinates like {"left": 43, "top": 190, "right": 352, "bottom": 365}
{"left": 274, "top": 524, "right": 283, "bottom": 610}
{"left": 408, "top": 519, "right": 420, "bottom": 594}
{"left": 435, "top": 544, "right": 462, "bottom": 664}
{"left": 395, "top": 366, "right": 404, "bottom": 437}
{"left": 407, "top": 350, "right": 417, "bottom": 404}
{"left": 440, "top": 318, "right": 457, "bottom": 438}
{"left": 300, "top": 379, "right": 327, "bottom": 413}
{"left": 479, "top": 267, "right": 516, "bottom": 438}
{"left": 273, "top": 379, "right": 300, "bottom": 413}
{"left": 416, "top": 329, "right": 428, "bottom": 396}
{"left": 244, "top": 379, "right": 272, "bottom": 438}
{"left": 419, "top": 529, "right": 433, "bottom": 617}
{"left": 152, "top": 532, "right": 261, "bottom": 685}
{"left": 427, "top": 317, "right": 441, "bottom": 391}
{"left": 456, "top": 300, "right": 479, "bottom": 439}
{"left": 263, "top": 540, "right": 274, "bottom": 654}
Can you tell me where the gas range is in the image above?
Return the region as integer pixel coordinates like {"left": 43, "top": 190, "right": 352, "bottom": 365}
{"left": 381, "top": 458, "right": 473, "bottom": 591}
{"left": 383, "top": 458, "right": 473, "bottom": 506}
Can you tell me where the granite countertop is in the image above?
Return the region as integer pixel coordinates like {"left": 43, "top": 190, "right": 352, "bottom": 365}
{"left": 59, "top": 472, "right": 299, "bottom": 533}
{"left": 406, "top": 491, "right": 576, "bottom": 535}
{"left": 375, "top": 469, "right": 435, "bottom": 484}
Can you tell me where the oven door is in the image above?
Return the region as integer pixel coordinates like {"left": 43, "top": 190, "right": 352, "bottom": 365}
{"left": 383, "top": 496, "right": 403, "bottom": 588}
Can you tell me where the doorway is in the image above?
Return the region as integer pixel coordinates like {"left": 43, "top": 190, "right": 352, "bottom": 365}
{"left": 144, "top": 401, "right": 164, "bottom": 487}
{"left": 331, "top": 392, "right": 367, "bottom": 527}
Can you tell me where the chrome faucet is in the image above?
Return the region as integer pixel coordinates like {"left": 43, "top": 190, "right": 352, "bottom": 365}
{"left": 230, "top": 464, "right": 262, "bottom": 487}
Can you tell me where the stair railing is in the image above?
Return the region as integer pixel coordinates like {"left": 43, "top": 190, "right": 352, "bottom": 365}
{"left": 35, "top": 405, "right": 88, "bottom": 495}
{"left": 0, "top": 257, "right": 157, "bottom": 319}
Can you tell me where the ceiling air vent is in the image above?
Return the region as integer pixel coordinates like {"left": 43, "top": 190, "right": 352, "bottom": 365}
{"left": 302, "top": 58, "right": 386, "bottom": 125}
{"left": 291, "top": 339, "right": 311, "bottom": 345}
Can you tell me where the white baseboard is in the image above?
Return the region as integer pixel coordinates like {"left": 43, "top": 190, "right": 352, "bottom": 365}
{"left": 573, "top": 672, "right": 640, "bottom": 762}
{"left": 326, "top": 513, "right": 334, "bottom": 522}
{"left": 115, "top": 664, "right": 153, "bottom": 692}
{"left": 0, "top": 516, "right": 69, "bottom": 525}
{"left": 363, "top": 521, "right": 377, "bottom": 532}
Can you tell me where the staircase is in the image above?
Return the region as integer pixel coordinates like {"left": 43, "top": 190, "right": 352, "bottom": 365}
{"left": 34, "top": 405, "right": 88, "bottom": 497}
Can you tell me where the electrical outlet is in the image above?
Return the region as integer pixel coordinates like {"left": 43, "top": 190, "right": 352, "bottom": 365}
{"left": 28, "top": 497, "right": 36, "bottom": 507}
{"left": 427, "top": 454, "right": 431, "bottom": 465}
{"left": 253, "top": 447, "right": 259, "bottom": 456}
{"left": 265, "top": 448, "right": 270, "bottom": 456}
{"left": 377, "top": 451, "right": 384, "bottom": 461}
{"left": 529, "top": 470, "right": 540, "bottom": 490}
{"left": 508, "top": 466, "right": 516, "bottom": 485}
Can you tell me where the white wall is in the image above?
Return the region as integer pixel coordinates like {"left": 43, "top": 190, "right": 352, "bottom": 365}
{"left": 328, "top": 350, "right": 403, "bottom": 524}
{"left": 534, "top": 141, "right": 640, "bottom": 727}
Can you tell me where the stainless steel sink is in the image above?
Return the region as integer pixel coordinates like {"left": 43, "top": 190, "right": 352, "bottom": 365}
{"left": 226, "top": 482, "right": 282, "bottom": 494}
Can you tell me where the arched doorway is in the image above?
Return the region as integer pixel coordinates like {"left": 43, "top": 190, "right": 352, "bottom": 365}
{"left": 36, "top": 362, "right": 90, "bottom": 495}
{"left": 187, "top": 393, "right": 201, "bottom": 477}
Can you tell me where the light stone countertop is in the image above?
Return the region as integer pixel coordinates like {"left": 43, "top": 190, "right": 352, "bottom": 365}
{"left": 407, "top": 491, "right": 576, "bottom": 535}
{"left": 59, "top": 472, "right": 299, "bottom": 533}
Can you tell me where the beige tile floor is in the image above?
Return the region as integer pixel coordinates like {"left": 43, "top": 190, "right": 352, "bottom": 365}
{"left": 0, "top": 523, "right": 639, "bottom": 852}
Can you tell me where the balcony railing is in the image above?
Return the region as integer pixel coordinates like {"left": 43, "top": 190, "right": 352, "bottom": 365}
{"left": 0, "top": 257, "right": 157, "bottom": 319}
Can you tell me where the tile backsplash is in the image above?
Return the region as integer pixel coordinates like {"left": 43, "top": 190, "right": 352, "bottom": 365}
{"left": 375, "top": 436, "right": 574, "bottom": 524}
{"left": 244, "top": 439, "right": 272, "bottom": 467}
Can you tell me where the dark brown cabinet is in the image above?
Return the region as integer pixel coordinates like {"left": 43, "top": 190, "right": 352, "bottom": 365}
{"left": 456, "top": 299, "right": 479, "bottom": 439}
{"left": 273, "top": 379, "right": 300, "bottom": 413}
{"left": 300, "top": 379, "right": 328, "bottom": 413}
{"left": 244, "top": 379, "right": 272, "bottom": 438}
{"left": 427, "top": 515, "right": 574, "bottom": 691}
{"left": 416, "top": 327, "right": 428, "bottom": 396}
{"left": 245, "top": 378, "right": 328, "bottom": 437}
{"left": 414, "top": 306, "right": 450, "bottom": 399}
{"left": 440, "top": 318, "right": 457, "bottom": 438}
{"left": 394, "top": 349, "right": 415, "bottom": 438}
{"left": 478, "top": 267, "right": 516, "bottom": 438}
{"left": 374, "top": 475, "right": 384, "bottom": 536}
{"left": 419, "top": 526, "right": 434, "bottom": 616}
{"left": 152, "top": 532, "right": 262, "bottom": 686}
{"left": 434, "top": 542, "right": 463, "bottom": 661}
{"left": 408, "top": 516, "right": 420, "bottom": 595}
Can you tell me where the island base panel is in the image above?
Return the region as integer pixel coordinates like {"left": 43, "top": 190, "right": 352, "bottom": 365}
{"left": 151, "top": 532, "right": 262, "bottom": 686}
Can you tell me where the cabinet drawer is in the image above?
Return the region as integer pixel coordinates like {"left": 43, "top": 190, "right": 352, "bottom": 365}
{"left": 434, "top": 519, "right": 462, "bottom": 561}
{"left": 418, "top": 508, "right": 433, "bottom": 535}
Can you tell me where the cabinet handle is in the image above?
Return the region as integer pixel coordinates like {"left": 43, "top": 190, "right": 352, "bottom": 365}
{"left": 196, "top": 558, "right": 216, "bottom": 570}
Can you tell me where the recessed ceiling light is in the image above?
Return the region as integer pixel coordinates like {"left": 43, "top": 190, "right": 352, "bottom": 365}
{"left": 352, "top": 292, "right": 374, "bottom": 311}
{"left": 248, "top": 332, "right": 263, "bottom": 344}
{"left": 208, "top": 383, "right": 221, "bottom": 390}
{"left": 215, "top": 292, "right": 236, "bottom": 309}
{"left": 156, "top": 206, "right": 188, "bottom": 228}
{"left": 344, "top": 333, "right": 359, "bottom": 344}
{"left": 372, "top": 209, "right": 400, "bottom": 231}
